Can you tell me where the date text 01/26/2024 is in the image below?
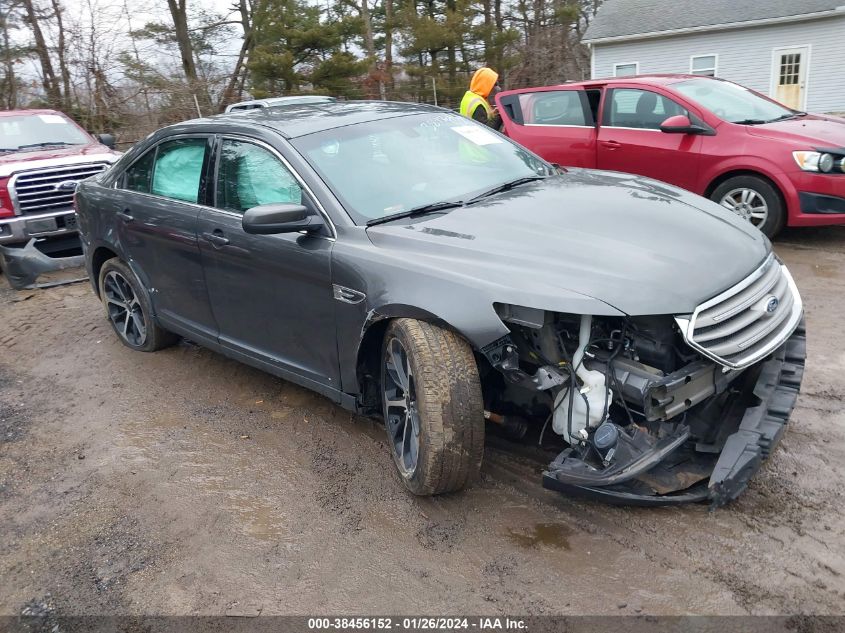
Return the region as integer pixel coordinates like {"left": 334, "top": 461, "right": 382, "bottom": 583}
{"left": 307, "top": 618, "right": 527, "bottom": 631}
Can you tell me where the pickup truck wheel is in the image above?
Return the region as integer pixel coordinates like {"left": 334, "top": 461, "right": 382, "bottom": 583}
{"left": 381, "top": 319, "right": 484, "bottom": 495}
{"left": 711, "top": 175, "right": 785, "bottom": 238}
{"left": 98, "top": 258, "right": 177, "bottom": 352}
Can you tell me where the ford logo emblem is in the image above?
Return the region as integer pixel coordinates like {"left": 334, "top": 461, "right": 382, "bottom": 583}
{"left": 54, "top": 180, "right": 78, "bottom": 192}
{"left": 766, "top": 296, "right": 779, "bottom": 313}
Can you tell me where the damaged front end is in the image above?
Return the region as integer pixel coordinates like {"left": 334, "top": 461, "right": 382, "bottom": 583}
{"left": 482, "top": 255, "right": 805, "bottom": 508}
{"left": 0, "top": 238, "right": 86, "bottom": 290}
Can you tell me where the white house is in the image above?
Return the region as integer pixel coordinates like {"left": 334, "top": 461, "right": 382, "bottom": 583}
{"left": 584, "top": 0, "right": 845, "bottom": 113}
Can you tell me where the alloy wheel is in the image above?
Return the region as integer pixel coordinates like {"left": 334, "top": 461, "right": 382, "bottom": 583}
{"left": 103, "top": 270, "right": 147, "bottom": 347}
{"left": 383, "top": 337, "right": 420, "bottom": 476}
{"left": 719, "top": 188, "right": 769, "bottom": 227}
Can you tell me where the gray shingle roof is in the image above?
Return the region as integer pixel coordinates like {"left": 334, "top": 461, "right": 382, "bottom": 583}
{"left": 584, "top": 0, "right": 845, "bottom": 42}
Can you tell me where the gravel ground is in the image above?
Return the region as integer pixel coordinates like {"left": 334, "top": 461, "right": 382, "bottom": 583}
{"left": 0, "top": 227, "right": 844, "bottom": 617}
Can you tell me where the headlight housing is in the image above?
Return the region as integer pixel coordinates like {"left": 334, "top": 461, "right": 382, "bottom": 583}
{"left": 793, "top": 150, "right": 842, "bottom": 173}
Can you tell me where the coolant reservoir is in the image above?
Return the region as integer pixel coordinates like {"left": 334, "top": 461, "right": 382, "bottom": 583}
{"left": 552, "top": 314, "right": 612, "bottom": 444}
{"left": 552, "top": 369, "right": 610, "bottom": 444}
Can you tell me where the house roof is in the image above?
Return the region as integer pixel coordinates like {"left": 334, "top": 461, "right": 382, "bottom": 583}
{"left": 584, "top": 0, "right": 845, "bottom": 43}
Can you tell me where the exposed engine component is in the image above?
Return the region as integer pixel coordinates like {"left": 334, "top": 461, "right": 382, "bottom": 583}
{"left": 551, "top": 315, "right": 612, "bottom": 444}
{"left": 484, "top": 307, "right": 804, "bottom": 506}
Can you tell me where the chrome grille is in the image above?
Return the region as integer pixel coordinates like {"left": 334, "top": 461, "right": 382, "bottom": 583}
{"left": 10, "top": 162, "right": 109, "bottom": 215}
{"left": 676, "top": 255, "right": 802, "bottom": 369}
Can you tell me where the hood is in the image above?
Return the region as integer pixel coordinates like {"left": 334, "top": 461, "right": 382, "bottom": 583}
{"left": 0, "top": 143, "right": 113, "bottom": 168}
{"left": 469, "top": 68, "right": 499, "bottom": 98}
{"left": 745, "top": 113, "right": 845, "bottom": 148}
{"left": 366, "top": 170, "right": 770, "bottom": 316}
{"left": 0, "top": 145, "right": 119, "bottom": 178}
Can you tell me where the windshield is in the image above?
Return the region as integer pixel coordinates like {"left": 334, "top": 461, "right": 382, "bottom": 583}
{"left": 293, "top": 112, "right": 551, "bottom": 224}
{"left": 0, "top": 113, "right": 92, "bottom": 152}
{"left": 672, "top": 78, "right": 795, "bottom": 124}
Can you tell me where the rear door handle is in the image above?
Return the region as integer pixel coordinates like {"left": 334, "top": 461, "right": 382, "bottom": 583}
{"left": 202, "top": 230, "right": 230, "bottom": 248}
{"left": 600, "top": 140, "right": 622, "bottom": 150}
{"left": 116, "top": 210, "right": 134, "bottom": 222}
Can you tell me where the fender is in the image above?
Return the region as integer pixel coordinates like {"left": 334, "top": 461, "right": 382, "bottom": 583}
{"left": 85, "top": 236, "right": 156, "bottom": 312}
{"left": 343, "top": 301, "right": 479, "bottom": 404}
{"left": 699, "top": 156, "right": 794, "bottom": 204}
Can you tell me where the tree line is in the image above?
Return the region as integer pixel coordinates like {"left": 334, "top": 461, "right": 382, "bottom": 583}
{"left": 0, "top": 0, "right": 601, "bottom": 141}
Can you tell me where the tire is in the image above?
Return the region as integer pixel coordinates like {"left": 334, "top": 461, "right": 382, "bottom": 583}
{"left": 710, "top": 175, "right": 785, "bottom": 238}
{"left": 381, "top": 319, "right": 484, "bottom": 495}
{"left": 98, "top": 258, "right": 178, "bottom": 352}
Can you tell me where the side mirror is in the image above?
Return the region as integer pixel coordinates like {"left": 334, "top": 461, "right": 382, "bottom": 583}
{"left": 96, "top": 133, "right": 116, "bottom": 149}
{"left": 242, "top": 203, "right": 324, "bottom": 235}
{"left": 660, "top": 115, "right": 712, "bottom": 135}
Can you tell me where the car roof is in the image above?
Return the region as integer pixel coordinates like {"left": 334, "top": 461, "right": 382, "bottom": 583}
{"left": 198, "top": 100, "right": 446, "bottom": 138}
{"left": 544, "top": 74, "right": 715, "bottom": 89}
{"left": 227, "top": 95, "right": 337, "bottom": 109}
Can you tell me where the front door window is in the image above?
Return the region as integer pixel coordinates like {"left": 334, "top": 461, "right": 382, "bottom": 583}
{"left": 215, "top": 139, "right": 302, "bottom": 214}
{"left": 604, "top": 89, "right": 687, "bottom": 130}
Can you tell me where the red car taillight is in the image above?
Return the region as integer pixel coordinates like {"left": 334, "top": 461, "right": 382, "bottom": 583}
{"left": 0, "top": 177, "right": 14, "bottom": 218}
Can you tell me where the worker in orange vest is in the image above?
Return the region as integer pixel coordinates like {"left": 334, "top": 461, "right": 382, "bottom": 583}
{"left": 460, "top": 67, "right": 502, "bottom": 130}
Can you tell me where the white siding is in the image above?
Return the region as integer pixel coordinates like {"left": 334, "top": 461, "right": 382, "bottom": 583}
{"left": 591, "top": 16, "right": 845, "bottom": 113}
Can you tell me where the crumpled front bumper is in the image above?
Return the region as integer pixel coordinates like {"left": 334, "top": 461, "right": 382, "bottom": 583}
{"left": 543, "top": 321, "right": 806, "bottom": 508}
{"left": 0, "top": 238, "right": 86, "bottom": 289}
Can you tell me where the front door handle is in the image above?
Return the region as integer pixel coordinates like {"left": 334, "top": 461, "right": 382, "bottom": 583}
{"left": 202, "top": 230, "right": 230, "bottom": 248}
{"left": 600, "top": 140, "right": 622, "bottom": 150}
{"left": 116, "top": 210, "right": 134, "bottom": 222}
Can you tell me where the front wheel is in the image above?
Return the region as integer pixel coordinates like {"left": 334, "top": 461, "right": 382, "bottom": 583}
{"left": 381, "top": 319, "right": 484, "bottom": 495}
{"left": 711, "top": 175, "right": 785, "bottom": 238}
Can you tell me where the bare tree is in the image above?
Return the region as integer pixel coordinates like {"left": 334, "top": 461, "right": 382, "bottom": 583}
{"left": 219, "top": 0, "right": 256, "bottom": 110}
{"left": 20, "top": 0, "right": 62, "bottom": 107}
{"left": 47, "top": 0, "right": 70, "bottom": 108}
{"left": 165, "top": 0, "right": 211, "bottom": 110}
{"left": 0, "top": 1, "right": 21, "bottom": 108}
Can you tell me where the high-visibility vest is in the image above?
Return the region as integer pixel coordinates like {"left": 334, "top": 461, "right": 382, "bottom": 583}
{"left": 460, "top": 90, "right": 493, "bottom": 121}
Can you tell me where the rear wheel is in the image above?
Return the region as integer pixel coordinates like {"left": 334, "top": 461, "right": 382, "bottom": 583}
{"left": 381, "top": 319, "right": 484, "bottom": 495}
{"left": 98, "top": 258, "right": 178, "bottom": 352}
{"left": 711, "top": 175, "right": 785, "bottom": 238}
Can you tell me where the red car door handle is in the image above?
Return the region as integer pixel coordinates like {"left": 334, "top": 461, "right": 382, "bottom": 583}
{"left": 600, "top": 140, "right": 622, "bottom": 150}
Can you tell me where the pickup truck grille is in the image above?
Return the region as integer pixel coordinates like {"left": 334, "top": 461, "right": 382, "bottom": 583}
{"left": 10, "top": 163, "right": 109, "bottom": 215}
{"left": 676, "top": 255, "right": 802, "bottom": 369}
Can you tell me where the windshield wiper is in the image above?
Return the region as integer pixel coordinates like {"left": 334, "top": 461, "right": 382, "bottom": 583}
{"left": 465, "top": 175, "right": 547, "bottom": 204}
{"left": 766, "top": 112, "right": 808, "bottom": 123}
{"left": 15, "top": 141, "right": 77, "bottom": 150}
{"left": 733, "top": 119, "right": 768, "bottom": 125}
{"left": 366, "top": 200, "right": 464, "bottom": 227}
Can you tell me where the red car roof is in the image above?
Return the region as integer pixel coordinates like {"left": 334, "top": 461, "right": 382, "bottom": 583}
{"left": 547, "top": 74, "right": 707, "bottom": 89}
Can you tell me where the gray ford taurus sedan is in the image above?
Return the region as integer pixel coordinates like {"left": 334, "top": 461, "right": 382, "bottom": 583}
{"left": 75, "top": 101, "right": 805, "bottom": 507}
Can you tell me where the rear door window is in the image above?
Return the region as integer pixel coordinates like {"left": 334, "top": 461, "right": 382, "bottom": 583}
{"left": 518, "top": 91, "right": 591, "bottom": 126}
{"left": 604, "top": 88, "right": 687, "bottom": 130}
{"left": 150, "top": 138, "right": 208, "bottom": 203}
{"left": 124, "top": 149, "right": 155, "bottom": 194}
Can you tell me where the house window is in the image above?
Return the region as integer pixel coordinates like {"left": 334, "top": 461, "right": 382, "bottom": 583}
{"left": 613, "top": 62, "right": 639, "bottom": 77}
{"left": 690, "top": 55, "right": 717, "bottom": 77}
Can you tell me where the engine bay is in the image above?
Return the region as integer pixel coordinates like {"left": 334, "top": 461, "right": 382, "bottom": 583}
{"left": 481, "top": 307, "right": 804, "bottom": 506}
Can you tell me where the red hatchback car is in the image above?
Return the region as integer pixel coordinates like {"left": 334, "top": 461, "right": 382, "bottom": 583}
{"left": 496, "top": 75, "right": 845, "bottom": 237}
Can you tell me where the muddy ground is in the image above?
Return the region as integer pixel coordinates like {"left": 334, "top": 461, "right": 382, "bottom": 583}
{"left": 1, "top": 227, "right": 844, "bottom": 618}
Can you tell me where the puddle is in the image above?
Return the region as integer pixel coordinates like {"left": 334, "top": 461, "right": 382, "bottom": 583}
{"left": 506, "top": 522, "right": 572, "bottom": 550}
